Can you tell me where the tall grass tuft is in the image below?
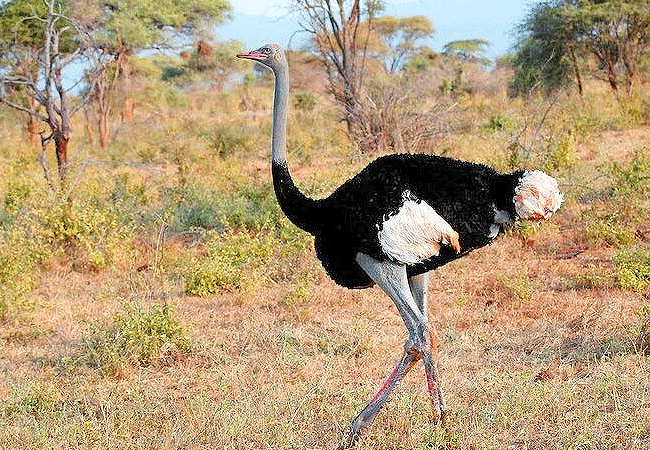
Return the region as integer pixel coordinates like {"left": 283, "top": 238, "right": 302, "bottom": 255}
{"left": 82, "top": 300, "right": 191, "bottom": 376}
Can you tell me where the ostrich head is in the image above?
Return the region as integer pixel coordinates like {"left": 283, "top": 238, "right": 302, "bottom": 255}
{"left": 514, "top": 170, "right": 563, "bottom": 222}
{"left": 236, "top": 44, "right": 285, "bottom": 70}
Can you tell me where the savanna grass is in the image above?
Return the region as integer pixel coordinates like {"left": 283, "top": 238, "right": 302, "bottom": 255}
{"left": 2, "top": 45, "right": 650, "bottom": 450}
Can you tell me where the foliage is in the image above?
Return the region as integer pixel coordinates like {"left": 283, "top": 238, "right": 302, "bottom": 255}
{"left": 510, "top": 0, "right": 578, "bottom": 97}
{"left": 512, "top": 0, "right": 650, "bottom": 98}
{"left": 487, "top": 114, "right": 514, "bottom": 132}
{"left": 293, "top": 0, "right": 384, "bottom": 151}
{"left": 88, "top": 0, "right": 231, "bottom": 50}
{"left": 0, "top": 232, "right": 39, "bottom": 319}
{"left": 294, "top": 92, "right": 317, "bottom": 111}
{"left": 83, "top": 301, "right": 191, "bottom": 375}
{"left": 4, "top": 381, "right": 58, "bottom": 418}
{"left": 442, "top": 39, "right": 490, "bottom": 64}
{"left": 0, "top": 0, "right": 90, "bottom": 196}
{"left": 83, "top": 0, "right": 232, "bottom": 148}
{"left": 615, "top": 248, "right": 650, "bottom": 292}
{"left": 611, "top": 149, "right": 650, "bottom": 198}
{"left": 567, "top": 0, "right": 650, "bottom": 95}
{"left": 372, "top": 15, "right": 434, "bottom": 73}
{"left": 183, "top": 220, "right": 310, "bottom": 296}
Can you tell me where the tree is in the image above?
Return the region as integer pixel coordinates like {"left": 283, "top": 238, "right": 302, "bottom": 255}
{"left": 293, "top": 0, "right": 383, "bottom": 151}
{"left": 373, "top": 15, "right": 434, "bottom": 73}
{"left": 510, "top": 0, "right": 580, "bottom": 97}
{"left": 0, "top": 0, "right": 88, "bottom": 196}
{"left": 568, "top": 0, "right": 650, "bottom": 94}
{"left": 82, "top": 0, "right": 231, "bottom": 148}
{"left": 511, "top": 0, "right": 650, "bottom": 98}
{"left": 0, "top": 0, "right": 74, "bottom": 145}
{"left": 442, "top": 39, "right": 490, "bottom": 63}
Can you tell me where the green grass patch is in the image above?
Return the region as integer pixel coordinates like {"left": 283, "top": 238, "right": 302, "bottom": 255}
{"left": 615, "top": 248, "right": 650, "bottom": 292}
{"left": 82, "top": 301, "right": 191, "bottom": 376}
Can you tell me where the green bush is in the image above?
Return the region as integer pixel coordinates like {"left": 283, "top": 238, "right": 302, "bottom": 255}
{"left": 615, "top": 248, "right": 650, "bottom": 292}
{"left": 611, "top": 149, "right": 650, "bottom": 198}
{"left": 172, "top": 187, "right": 221, "bottom": 231}
{"left": 183, "top": 218, "right": 311, "bottom": 296}
{"left": 544, "top": 131, "right": 574, "bottom": 172}
{"left": 294, "top": 92, "right": 316, "bottom": 111}
{"left": 4, "top": 380, "right": 57, "bottom": 418}
{"left": 83, "top": 301, "right": 191, "bottom": 376}
{"left": 184, "top": 228, "right": 275, "bottom": 295}
{"left": 0, "top": 223, "right": 43, "bottom": 318}
{"left": 487, "top": 114, "right": 513, "bottom": 132}
{"left": 583, "top": 209, "right": 635, "bottom": 248}
{"left": 207, "top": 125, "right": 249, "bottom": 159}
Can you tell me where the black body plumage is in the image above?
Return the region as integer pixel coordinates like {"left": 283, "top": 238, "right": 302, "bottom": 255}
{"left": 273, "top": 153, "right": 524, "bottom": 289}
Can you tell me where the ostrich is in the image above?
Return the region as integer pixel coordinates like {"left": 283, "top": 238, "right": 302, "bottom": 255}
{"left": 237, "top": 44, "right": 563, "bottom": 445}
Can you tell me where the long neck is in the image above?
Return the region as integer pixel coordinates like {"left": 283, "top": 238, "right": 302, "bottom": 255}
{"left": 271, "top": 62, "right": 289, "bottom": 165}
{"left": 270, "top": 60, "right": 320, "bottom": 234}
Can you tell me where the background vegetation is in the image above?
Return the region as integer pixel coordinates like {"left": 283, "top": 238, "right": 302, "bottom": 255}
{"left": 1, "top": 0, "right": 649, "bottom": 449}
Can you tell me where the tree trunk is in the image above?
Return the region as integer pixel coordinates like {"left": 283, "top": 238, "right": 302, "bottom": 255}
{"left": 54, "top": 129, "right": 69, "bottom": 182}
{"left": 569, "top": 46, "right": 583, "bottom": 97}
{"left": 99, "top": 112, "right": 109, "bottom": 149}
{"left": 26, "top": 97, "right": 40, "bottom": 145}
{"left": 119, "top": 53, "right": 133, "bottom": 122}
{"left": 122, "top": 97, "right": 133, "bottom": 122}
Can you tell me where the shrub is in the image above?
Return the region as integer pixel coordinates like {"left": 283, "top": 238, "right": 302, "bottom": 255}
{"left": 4, "top": 380, "right": 57, "bottom": 418}
{"left": 614, "top": 248, "right": 650, "bottom": 292}
{"left": 294, "top": 92, "right": 316, "bottom": 111}
{"left": 39, "top": 199, "right": 135, "bottom": 272}
{"left": 172, "top": 187, "right": 222, "bottom": 231}
{"left": 544, "top": 130, "right": 574, "bottom": 172}
{"left": 498, "top": 271, "right": 533, "bottom": 304}
{"left": 0, "top": 222, "right": 44, "bottom": 319}
{"left": 183, "top": 218, "right": 311, "bottom": 296}
{"left": 207, "top": 125, "right": 249, "bottom": 159}
{"left": 611, "top": 149, "right": 650, "bottom": 198}
{"left": 184, "top": 228, "right": 275, "bottom": 295}
{"left": 637, "top": 305, "right": 650, "bottom": 355}
{"left": 487, "top": 114, "right": 513, "bottom": 132}
{"left": 83, "top": 301, "right": 191, "bottom": 375}
{"left": 583, "top": 209, "right": 635, "bottom": 248}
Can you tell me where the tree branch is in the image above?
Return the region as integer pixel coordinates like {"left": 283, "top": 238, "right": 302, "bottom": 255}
{"left": 0, "top": 96, "right": 48, "bottom": 122}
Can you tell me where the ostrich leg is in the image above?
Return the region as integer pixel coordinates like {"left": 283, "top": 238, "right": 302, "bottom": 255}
{"left": 409, "top": 272, "right": 446, "bottom": 419}
{"left": 344, "top": 254, "right": 445, "bottom": 447}
{"left": 345, "top": 348, "right": 421, "bottom": 446}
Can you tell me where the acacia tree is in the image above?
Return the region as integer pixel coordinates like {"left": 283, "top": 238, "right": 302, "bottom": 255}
{"left": 294, "top": 0, "right": 383, "bottom": 151}
{"left": 512, "top": 0, "right": 650, "bottom": 98}
{"left": 0, "top": 0, "right": 89, "bottom": 195}
{"left": 568, "top": 0, "right": 650, "bottom": 94}
{"left": 373, "top": 15, "right": 434, "bottom": 73}
{"left": 442, "top": 39, "right": 490, "bottom": 63}
{"left": 510, "top": 0, "right": 581, "bottom": 97}
{"left": 83, "top": 0, "right": 231, "bottom": 148}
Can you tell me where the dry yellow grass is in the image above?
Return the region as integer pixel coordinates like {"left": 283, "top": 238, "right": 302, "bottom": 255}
{"left": 1, "top": 63, "right": 649, "bottom": 450}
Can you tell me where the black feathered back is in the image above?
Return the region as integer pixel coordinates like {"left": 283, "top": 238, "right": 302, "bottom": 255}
{"left": 283, "top": 154, "right": 525, "bottom": 289}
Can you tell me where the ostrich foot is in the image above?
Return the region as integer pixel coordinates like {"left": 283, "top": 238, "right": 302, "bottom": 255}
{"left": 342, "top": 349, "right": 420, "bottom": 448}
{"left": 423, "top": 326, "right": 446, "bottom": 423}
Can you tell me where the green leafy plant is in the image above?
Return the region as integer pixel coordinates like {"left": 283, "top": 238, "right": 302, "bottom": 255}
{"left": 294, "top": 92, "right": 316, "bottom": 111}
{"left": 614, "top": 248, "right": 650, "bottom": 292}
{"left": 83, "top": 301, "right": 191, "bottom": 375}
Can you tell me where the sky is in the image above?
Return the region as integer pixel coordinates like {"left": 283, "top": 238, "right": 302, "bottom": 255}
{"left": 220, "top": 0, "right": 535, "bottom": 59}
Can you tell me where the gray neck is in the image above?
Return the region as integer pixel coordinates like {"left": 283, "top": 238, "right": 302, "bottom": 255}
{"left": 271, "top": 61, "right": 289, "bottom": 164}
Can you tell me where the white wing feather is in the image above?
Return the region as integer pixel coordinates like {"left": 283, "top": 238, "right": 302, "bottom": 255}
{"left": 378, "top": 192, "right": 461, "bottom": 265}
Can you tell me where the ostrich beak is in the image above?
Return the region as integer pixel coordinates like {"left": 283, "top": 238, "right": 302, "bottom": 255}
{"left": 236, "top": 50, "right": 266, "bottom": 61}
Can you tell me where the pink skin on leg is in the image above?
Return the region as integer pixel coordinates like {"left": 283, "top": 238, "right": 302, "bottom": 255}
{"left": 345, "top": 350, "right": 421, "bottom": 448}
